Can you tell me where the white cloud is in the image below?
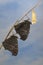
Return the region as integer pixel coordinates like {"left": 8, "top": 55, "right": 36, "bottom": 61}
{"left": 13, "top": 55, "right": 43, "bottom": 65}
{"left": 29, "top": 57, "right": 43, "bottom": 65}
{"left": 0, "top": 47, "right": 10, "bottom": 65}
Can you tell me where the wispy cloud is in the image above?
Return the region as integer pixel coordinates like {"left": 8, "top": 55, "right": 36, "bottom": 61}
{"left": 0, "top": 0, "right": 15, "bottom": 4}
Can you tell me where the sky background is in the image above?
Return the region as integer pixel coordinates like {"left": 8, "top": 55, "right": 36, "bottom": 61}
{"left": 0, "top": 0, "right": 43, "bottom": 65}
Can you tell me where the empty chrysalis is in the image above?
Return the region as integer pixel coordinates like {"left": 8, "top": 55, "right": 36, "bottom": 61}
{"left": 32, "top": 9, "right": 37, "bottom": 24}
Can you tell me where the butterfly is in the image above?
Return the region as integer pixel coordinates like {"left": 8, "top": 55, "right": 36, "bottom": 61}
{"left": 2, "top": 20, "right": 31, "bottom": 56}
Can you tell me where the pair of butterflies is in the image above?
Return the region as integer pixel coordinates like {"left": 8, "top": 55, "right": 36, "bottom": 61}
{"left": 2, "top": 20, "right": 31, "bottom": 56}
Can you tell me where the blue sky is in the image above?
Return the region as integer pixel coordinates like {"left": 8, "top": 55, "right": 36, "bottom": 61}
{"left": 0, "top": 0, "right": 43, "bottom": 65}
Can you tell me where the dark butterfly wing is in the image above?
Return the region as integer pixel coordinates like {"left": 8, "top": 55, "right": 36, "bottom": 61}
{"left": 2, "top": 35, "right": 18, "bottom": 56}
{"left": 14, "top": 20, "right": 32, "bottom": 40}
